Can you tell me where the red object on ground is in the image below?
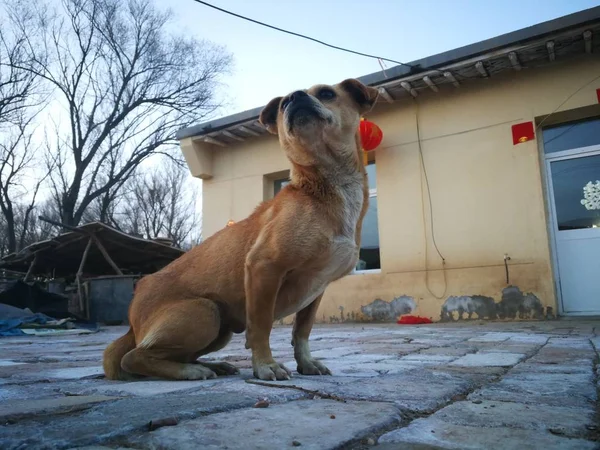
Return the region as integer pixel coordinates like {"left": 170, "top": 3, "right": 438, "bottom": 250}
{"left": 511, "top": 121, "right": 535, "bottom": 145}
{"left": 397, "top": 315, "right": 433, "bottom": 325}
{"left": 359, "top": 118, "right": 383, "bottom": 151}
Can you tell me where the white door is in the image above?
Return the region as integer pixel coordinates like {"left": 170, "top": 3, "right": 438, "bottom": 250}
{"left": 543, "top": 118, "right": 600, "bottom": 315}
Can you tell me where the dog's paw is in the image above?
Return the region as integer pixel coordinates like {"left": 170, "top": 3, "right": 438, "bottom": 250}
{"left": 180, "top": 364, "right": 217, "bottom": 380}
{"left": 200, "top": 361, "right": 240, "bottom": 376}
{"left": 296, "top": 358, "right": 332, "bottom": 376}
{"left": 253, "top": 361, "right": 292, "bottom": 381}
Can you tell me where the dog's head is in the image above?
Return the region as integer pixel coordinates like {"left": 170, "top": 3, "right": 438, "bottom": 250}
{"left": 259, "top": 79, "right": 379, "bottom": 166}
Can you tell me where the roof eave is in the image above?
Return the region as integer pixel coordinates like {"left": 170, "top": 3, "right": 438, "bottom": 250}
{"left": 176, "top": 5, "right": 600, "bottom": 143}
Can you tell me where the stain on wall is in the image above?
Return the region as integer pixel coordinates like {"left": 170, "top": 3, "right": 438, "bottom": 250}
{"left": 310, "top": 285, "right": 555, "bottom": 325}
{"left": 328, "top": 305, "right": 358, "bottom": 323}
{"left": 441, "top": 295, "right": 497, "bottom": 321}
{"left": 497, "top": 286, "right": 544, "bottom": 320}
{"left": 360, "top": 296, "right": 416, "bottom": 322}
{"left": 440, "top": 286, "right": 548, "bottom": 322}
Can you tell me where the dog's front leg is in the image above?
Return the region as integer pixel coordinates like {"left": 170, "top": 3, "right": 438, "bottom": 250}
{"left": 291, "top": 293, "right": 332, "bottom": 376}
{"left": 245, "top": 259, "right": 291, "bottom": 381}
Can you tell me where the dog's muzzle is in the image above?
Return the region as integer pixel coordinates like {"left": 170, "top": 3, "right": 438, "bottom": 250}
{"left": 284, "top": 91, "right": 323, "bottom": 132}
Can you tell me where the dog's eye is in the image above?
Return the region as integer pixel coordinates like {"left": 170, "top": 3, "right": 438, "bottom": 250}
{"left": 281, "top": 98, "right": 291, "bottom": 111}
{"left": 318, "top": 88, "right": 336, "bottom": 101}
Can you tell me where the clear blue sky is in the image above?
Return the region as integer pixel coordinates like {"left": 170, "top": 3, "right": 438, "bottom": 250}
{"left": 170, "top": 0, "right": 599, "bottom": 119}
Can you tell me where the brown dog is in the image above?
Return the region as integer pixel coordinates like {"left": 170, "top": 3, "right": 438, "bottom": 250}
{"left": 103, "top": 78, "right": 379, "bottom": 381}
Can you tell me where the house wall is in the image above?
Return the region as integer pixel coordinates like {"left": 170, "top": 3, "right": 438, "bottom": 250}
{"left": 182, "top": 56, "right": 600, "bottom": 323}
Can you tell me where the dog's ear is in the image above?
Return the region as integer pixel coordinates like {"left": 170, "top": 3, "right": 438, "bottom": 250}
{"left": 259, "top": 96, "right": 283, "bottom": 135}
{"left": 340, "top": 79, "right": 379, "bottom": 114}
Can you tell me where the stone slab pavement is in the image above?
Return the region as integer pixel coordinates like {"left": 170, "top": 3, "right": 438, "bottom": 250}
{"left": 1, "top": 320, "right": 600, "bottom": 449}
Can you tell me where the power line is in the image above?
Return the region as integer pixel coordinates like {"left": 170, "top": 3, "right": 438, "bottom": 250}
{"left": 536, "top": 73, "right": 600, "bottom": 130}
{"left": 191, "top": 0, "right": 422, "bottom": 71}
{"left": 191, "top": 0, "right": 596, "bottom": 87}
{"left": 189, "top": 0, "right": 497, "bottom": 83}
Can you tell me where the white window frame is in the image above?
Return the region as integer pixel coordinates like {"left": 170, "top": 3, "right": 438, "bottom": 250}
{"left": 353, "top": 162, "right": 381, "bottom": 275}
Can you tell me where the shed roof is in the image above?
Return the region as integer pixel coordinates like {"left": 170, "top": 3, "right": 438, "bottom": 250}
{"left": 177, "top": 6, "right": 600, "bottom": 146}
{"left": 0, "top": 222, "right": 185, "bottom": 278}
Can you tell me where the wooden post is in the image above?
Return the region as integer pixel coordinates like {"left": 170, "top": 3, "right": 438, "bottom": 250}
{"left": 24, "top": 254, "right": 38, "bottom": 282}
{"left": 92, "top": 234, "right": 123, "bottom": 275}
{"left": 84, "top": 282, "right": 91, "bottom": 321}
{"left": 37, "top": 216, "right": 124, "bottom": 276}
{"left": 77, "top": 238, "right": 93, "bottom": 314}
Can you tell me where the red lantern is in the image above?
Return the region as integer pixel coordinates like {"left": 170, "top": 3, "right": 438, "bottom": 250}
{"left": 359, "top": 118, "right": 383, "bottom": 151}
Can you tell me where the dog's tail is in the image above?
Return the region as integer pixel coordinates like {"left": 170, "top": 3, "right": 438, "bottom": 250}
{"left": 103, "top": 327, "right": 136, "bottom": 380}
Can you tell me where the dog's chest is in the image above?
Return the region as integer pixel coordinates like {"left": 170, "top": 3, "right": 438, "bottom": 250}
{"left": 280, "top": 236, "right": 359, "bottom": 318}
{"left": 289, "top": 182, "right": 364, "bottom": 313}
{"left": 323, "top": 180, "right": 365, "bottom": 276}
{"left": 336, "top": 181, "right": 364, "bottom": 238}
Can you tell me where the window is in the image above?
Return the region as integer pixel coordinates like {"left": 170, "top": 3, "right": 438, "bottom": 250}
{"left": 548, "top": 154, "right": 600, "bottom": 231}
{"left": 543, "top": 118, "right": 600, "bottom": 154}
{"left": 356, "top": 162, "right": 381, "bottom": 272}
{"left": 274, "top": 178, "right": 290, "bottom": 196}
{"left": 542, "top": 117, "right": 600, "bottom": 232}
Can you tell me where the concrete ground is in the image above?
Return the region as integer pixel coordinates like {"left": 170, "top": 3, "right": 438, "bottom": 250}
{"left": 0, "top": 321, "right": 599, "bottom": 450}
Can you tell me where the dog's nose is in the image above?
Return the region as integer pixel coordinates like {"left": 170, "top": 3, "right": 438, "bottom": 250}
{"left": 289, "top": 90, "right": 308, "bottom": 103}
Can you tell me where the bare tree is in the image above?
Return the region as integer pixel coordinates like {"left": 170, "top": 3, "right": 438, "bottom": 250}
{"left": 31, "top": 199, "right": 63, "bottom": 239}
{"left": 0, "top": 118, "right": 50, "bottom": 256}
{"left": 0, "top": 0, "right": 44, "bottom": 124}
{"left": 10, "top": 0, "right": 230, "bottom": 227}
{"left": 0, "top": 200, "right": 59, "bottom": 256}
{"left": 116, "top": 158, "right": 201, "bottom": 249}
{"left": 0, "top": 1, "right": 48, "bottom": 256}
{"left": 81, "top": 184, "right": 122, "bottom": 227}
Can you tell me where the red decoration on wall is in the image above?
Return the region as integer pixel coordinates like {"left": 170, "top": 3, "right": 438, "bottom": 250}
{"left": 359, "top": 118, "right": 383, "bottom": 151}
{"left": 511, "top": 121, "right": 535, "bottom": 145}
{"left": 596, "top": 88, "right": 600, "bottom": 104}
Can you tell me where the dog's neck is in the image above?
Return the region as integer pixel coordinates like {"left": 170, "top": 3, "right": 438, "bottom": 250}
{"left": 288, "top": 134, "right": 366, "bottom": 201}
{"left": 287, "top": 133, "right": 368, "bottom": 239}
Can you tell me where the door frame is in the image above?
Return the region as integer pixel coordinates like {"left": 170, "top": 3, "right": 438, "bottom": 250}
{"left": 543, "top": 142, "right": 600, "bottom": 316}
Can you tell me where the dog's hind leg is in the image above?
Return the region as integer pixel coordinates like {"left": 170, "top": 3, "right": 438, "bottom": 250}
{"left": 194, "top": 327, "right": 239, "bottom": 376}
{"left": 121, "top": 298, "right": 237, "bottom": 380}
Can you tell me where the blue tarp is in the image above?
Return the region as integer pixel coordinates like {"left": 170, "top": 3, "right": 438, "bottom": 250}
{"left": 0, "top": 313, "right": 52, "bottom": 336}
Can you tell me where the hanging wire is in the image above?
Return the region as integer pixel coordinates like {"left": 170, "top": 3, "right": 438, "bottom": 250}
{"left": 192, "top": 0, "right": 599, "bottom": 91}
{"left": 190, "top": 0, "right": 489, "bottom": 82}
{"left": 414, "top": 99, "right": 448, "bottom": 300}
{"left": 536, "top": 73, "right": 600, "bottom": 131}
{"left": 192, "top": 0, "right": 420, "bottom": 69}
